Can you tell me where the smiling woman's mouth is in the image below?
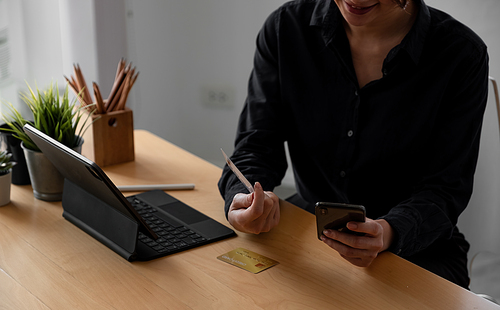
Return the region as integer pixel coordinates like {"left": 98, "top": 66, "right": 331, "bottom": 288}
{"left": 344, "top": 1, "right": 378, "bottom": 15}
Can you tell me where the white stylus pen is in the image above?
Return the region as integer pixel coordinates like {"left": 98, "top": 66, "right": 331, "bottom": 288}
{"left": 117, "top": 184, "right": 195, "bottom": 191}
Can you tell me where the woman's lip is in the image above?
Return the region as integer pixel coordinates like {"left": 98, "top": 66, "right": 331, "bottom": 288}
{"left": 344, "top": 1, "right": 378, "bottom": 15}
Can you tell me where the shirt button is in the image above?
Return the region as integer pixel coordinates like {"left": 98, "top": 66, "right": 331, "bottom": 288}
{"left": 354, "top": 90, "right": 358, "bottom": 96}
{"left": 340, "top": 171, "right": 346, "bottom": 178}
{"left": 347, "top": 130, "right": 354, "bottom": 137}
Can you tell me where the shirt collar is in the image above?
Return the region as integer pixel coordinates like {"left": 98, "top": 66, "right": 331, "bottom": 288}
{"left": 311, "top": 0, "right": 431, "bottom": 65}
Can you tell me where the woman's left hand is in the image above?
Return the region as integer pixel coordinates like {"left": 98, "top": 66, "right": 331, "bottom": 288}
{"left": 320, "top": 218, "right": 394, "bottom": 267}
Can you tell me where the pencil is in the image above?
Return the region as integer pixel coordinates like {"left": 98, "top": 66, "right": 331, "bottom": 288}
{"left": 65, "top": 75, "right": 87, "bottom": 108}
{"left": 106, "top": 66, "right": 127, "bottom": 111}
{"left": 74, "top": 64, "right": 92, "bottom": 105}
{"left": 93, "top": 82, "right": 105, "bottom": 114}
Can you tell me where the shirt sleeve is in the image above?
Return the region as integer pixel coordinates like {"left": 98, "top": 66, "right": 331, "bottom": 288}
{"left": 218, "top": 8, "right": 288, "bottom": 218}
{"left": 381, "top": 44, "right": 489, "bottom": 257}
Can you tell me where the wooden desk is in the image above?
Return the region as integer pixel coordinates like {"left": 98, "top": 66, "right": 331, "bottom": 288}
{"left": 0, "top": 130, "right": 497, "bottom": 309}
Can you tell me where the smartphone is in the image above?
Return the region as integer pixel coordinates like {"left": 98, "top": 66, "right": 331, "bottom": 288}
{"left": 315, "top": 202, "right": 366, "bottom": 239}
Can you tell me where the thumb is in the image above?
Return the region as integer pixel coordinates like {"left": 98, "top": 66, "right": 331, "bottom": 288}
{"left": 249, "top": 182, "right": 265, "bottom": 214}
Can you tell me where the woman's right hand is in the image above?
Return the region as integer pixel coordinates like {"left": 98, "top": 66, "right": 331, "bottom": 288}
{"left": 227, "top": 182, "right": 280, "bottom": 234}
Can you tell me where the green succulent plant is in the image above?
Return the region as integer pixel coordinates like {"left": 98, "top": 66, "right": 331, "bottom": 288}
{"left": 1, "top": 81, "right": 94, "bottom": 152}
{"left": 0, "top": 150, "right": 16, "bottom": 176}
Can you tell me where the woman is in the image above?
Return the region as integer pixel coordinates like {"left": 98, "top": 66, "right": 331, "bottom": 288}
{"left": 218, "top": 0, "right": 488, "bottom": 288}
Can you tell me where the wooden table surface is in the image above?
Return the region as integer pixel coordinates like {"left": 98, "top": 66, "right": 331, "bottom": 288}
{"left": 0, "top": 130, "right": 498, "bottom": 309}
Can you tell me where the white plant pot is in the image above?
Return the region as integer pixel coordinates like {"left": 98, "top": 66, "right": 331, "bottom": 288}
{"left": 0, "top": 170, "right": 12, "bottom": 206}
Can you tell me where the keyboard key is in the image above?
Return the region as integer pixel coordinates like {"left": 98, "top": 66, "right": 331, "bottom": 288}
{"left": 181, "top": 237, "right": 197, "bottom": 245}
{"left": 174, "top": 241, "right": 188, "bottom": 248}
{"left": 153, "top": 245, "right": 165, "bottom": 251}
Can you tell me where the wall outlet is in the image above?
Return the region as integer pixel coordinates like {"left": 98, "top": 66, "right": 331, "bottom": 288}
{"left": 201, "top": 84, "right": 235, "bottom": 109}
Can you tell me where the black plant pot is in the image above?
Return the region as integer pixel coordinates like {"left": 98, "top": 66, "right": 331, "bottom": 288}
{"left": 0, "top": 123, "right": 31, "bottom": 185}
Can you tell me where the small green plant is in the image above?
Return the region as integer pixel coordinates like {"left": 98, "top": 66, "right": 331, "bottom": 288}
{"left": 0, "top": 150, "right": 16, "bottom": 176}
{"left": 1, "top": 81, "right": 94, "bottom": 152}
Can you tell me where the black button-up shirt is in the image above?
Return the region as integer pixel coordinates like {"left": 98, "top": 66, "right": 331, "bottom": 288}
{"left": 218, "top": 0, "right": 488, "bottom": 258}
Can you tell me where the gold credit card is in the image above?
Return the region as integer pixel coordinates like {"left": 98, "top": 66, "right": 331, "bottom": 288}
{"left": 217, "top": 248, "right": 279, "bottom": 274}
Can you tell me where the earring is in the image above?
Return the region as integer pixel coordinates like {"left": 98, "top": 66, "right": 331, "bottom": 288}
{"left": 402, "top": 0, "right": 410, "bottom": 11}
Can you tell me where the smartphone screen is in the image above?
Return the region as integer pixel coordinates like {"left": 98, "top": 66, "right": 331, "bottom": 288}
{"left": 315, "top": 202, "right": 366, "bottom": 239}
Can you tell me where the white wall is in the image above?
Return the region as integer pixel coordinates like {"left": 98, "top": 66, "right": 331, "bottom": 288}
{"left": 123, "top": 0, "right": 288, "bottom": 168}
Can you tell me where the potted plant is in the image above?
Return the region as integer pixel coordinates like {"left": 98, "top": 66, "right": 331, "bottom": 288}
{"left": 1, "top": 81, "right": 94, "bottom": 201}
{"left": 0, "top": 122, "right": 31, "bottom": 185}
{"left": 0, "top": 150, "right": 16, "bottom": 206}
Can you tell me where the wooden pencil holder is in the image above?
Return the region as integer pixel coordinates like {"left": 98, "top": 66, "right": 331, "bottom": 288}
{"left": 84, "top": 109, "right": 135, "bottom": 167}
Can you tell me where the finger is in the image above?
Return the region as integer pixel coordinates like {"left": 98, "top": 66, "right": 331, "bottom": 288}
{"left": 347, "top": 219, "right": 382, "bottom": 237}
{"left": 269, "top": 194, "right": 280, "bottom": 224}
{"left": 323, "top": 229, "right": 372, "bottom": 250}
{"left": 259, "top": 190, "right": 279, "bottom": 220}
{"left": 321, "top": 234, "right": 364, "bottom": 257}
{"left": 227, "top": 195, "right": 259, "bottom": 233}
{"left": 258, "top": 192, "right": 280, "bottom": 231}
{"left": 230, "top": 193, "right": 254, "bottom": 211}
{"left": 246, "top": 182, "right": 265, "bottom": 220}
{"left": 321, "top": 235, "right": 377, "bottom": 267}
